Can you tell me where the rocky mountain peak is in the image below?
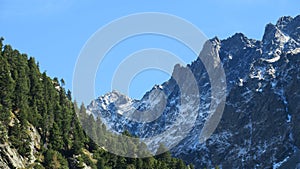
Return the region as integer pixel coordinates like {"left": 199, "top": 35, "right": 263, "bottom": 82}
{"left": 210, "top": 36, "right": 221, "bottom": 44}
{"left": 262, "top": 23, "right": 281, "bottom": 43}
{"left": 274, "top": 15, "right": 300, "bottom": 43}
{"left": 221, "top": 33, "right": 256, "bottom": 53}
{"left": 285, "top": 15, "right": 300, "bottom": 43}
{"left": 276, "top": 16, "right": 293, "bottom": 30}
{"left": 262, "top": 20, "right": 300, "bottom": 60}
{"left": 88, "top": 15, "right": 300, "bottom": 168}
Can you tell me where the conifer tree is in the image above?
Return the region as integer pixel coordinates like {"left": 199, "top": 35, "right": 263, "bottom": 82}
{"left": 0, "top": 39, "right": 189, "bottom": 169}
{"left": 156, "top": 143, "right": 172, "bottom": 162}
{"left": 0, "top": 56, "right": 14, "bottom": 123}
{"left": 49, "top": 122, "right": 64, "bottom": 151}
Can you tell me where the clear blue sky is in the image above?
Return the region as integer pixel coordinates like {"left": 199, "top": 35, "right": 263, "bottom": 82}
{"left": 1, "top": 0, "right": 300, "bottom": 102}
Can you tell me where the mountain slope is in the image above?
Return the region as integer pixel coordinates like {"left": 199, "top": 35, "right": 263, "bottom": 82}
{"left": 0, "top": 38, "right": 190, "bottom": 169}
{"left": 87, "top": 15, "right": 300, "bottom": 168}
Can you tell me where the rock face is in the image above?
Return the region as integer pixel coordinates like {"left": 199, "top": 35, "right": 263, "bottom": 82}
{"left": 87, "top": 15, "right": 300, "bottom": 168}
{"left": 0, "top": 117, "right": 41, "bottom": 169}
{"left": 0, "top": 143, "right": 25, "bottom": 169}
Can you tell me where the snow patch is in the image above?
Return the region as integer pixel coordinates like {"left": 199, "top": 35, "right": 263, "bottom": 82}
{"left": 250, "top": 68, "right": 265, "bottom": 80}
{"left": 273, "top": 156, "right": 290, "bottom": 169}
{"left": 238, "top": 147, "right": 247, "bottom": 157}
{"left": 158, "top": 85, "right": 163, "bottom": 89}
{"left": 238, "top": 78, "right": 244, "bottom": 86}
{"left": 256, "top": 82, "right": 263, "bottom": 92}
{"left": 287, "top": 48, "right": 300, "bottom": 55}
{"left": 273, "top": 88, "right": 289, "bottom": 112}
{"left": 263, "top": 53, "right": 281, "bottom": 63}
{"left": 267, "top": 66, "right": 276, "bottom": 78}
{"left": 287, "top": 114, "right": 291, "bottom": 123}
{"left": 154, "top": 85, "right": 164, "bottom": 90}
{"left": 271, "top": 81, "right": 277, "bottom": 88}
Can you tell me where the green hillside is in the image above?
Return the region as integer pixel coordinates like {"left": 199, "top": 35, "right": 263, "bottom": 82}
{"left": 0, "top": 38, "right": 192, "bottom": 169}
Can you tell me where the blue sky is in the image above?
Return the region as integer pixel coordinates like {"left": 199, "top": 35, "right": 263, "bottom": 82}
{"left": 1, "top": 0, "right": 300, "bottom": 102}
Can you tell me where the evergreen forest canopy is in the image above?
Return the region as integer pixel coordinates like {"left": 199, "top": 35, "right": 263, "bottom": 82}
{"left": 0, "top": 37, "right": 193, "bottom": 169}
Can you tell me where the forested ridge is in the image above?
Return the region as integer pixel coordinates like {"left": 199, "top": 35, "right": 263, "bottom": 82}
{"left": 0, "top": 38, "right": 192, "bottom": 169}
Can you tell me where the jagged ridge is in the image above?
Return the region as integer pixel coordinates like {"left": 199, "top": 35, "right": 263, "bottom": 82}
{"left": 87, "top": 15, "right": 300, "bottom": 168}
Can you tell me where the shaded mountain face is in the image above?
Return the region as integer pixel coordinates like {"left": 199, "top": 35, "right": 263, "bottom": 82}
{"left": 87, "top": 15, "right": 300, "bottom": 168}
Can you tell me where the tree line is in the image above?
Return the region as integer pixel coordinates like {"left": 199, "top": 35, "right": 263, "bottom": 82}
{"left": 0, "top": 37, "right": 193, "bottom": 169}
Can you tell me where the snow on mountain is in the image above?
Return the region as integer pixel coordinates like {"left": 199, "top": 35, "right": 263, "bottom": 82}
{"left": 87, "top": 15, "right": 300, "bottom": 168}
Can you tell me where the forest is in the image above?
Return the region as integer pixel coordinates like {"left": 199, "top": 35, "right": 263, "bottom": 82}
{"left": 0, "top": 37, "right": 193, "bottom": 169}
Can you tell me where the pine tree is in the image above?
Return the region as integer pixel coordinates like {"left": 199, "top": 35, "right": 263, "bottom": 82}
{"left": 87, "top": 114, "right": 98, "bottom": 142}
{"left": 0, "top": 56, "right": 14, "bottom": 123}
{"left": 155, "top": 143, "right": 171, "bottom": 162}
{"left": 136, "top": 158, "right": 143, "bottom": 169}
{"left": 137, "top": 142, "right": 150, "bottom": 157}
{"left": 8, "top": 122, "right": 31, "bottom": 157}
{"left": 27, "top": 57, "right": 43, "bottom": 126}
{"left": 78, "top": 103, "right": 88, "bottom": 126}
{"left": 13, "top": 54, "right": 30, "bottom": 127}
{"left": 96, "top": 158, "right": 105, "bottom": 169}
{"left": 44, "top": 149, "right": 69, "bottom": 169}
{"left": 176, "top": 159, "right": 186, "bottom": 169}
{"left": 0, "top": 121, "right": 8, "bottom": 143}
{"left": 71, "top": 109, "right": 86, "bottom": 155}
{"left": 0, "top": 39, "right": 189, "bottom": 169}
{"left": 49, "top": 122, "right": 64, "bottom": 151}
{"left": 143, "top": 157, "right": 155, "bottom": 169}
{"left": 116, "top": 156, "right": 127, "bottom": 169}
{"left": 96, "top": 117, "right": 105, "bottom": 146}
{"left": 0, "top": 37, "right": 4, "bottom": 53}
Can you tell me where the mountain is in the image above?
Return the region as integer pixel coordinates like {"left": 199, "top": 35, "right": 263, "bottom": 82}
{"left": 87, "top": 15, "right": 300, "bottom": 168}
{"left": 0, "top": 38, "right": 190, "bottom": 168}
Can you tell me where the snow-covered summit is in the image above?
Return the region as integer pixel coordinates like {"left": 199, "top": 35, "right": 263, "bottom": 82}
{"left": 87, "top": 15, "right": 300, "bottom": 168}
